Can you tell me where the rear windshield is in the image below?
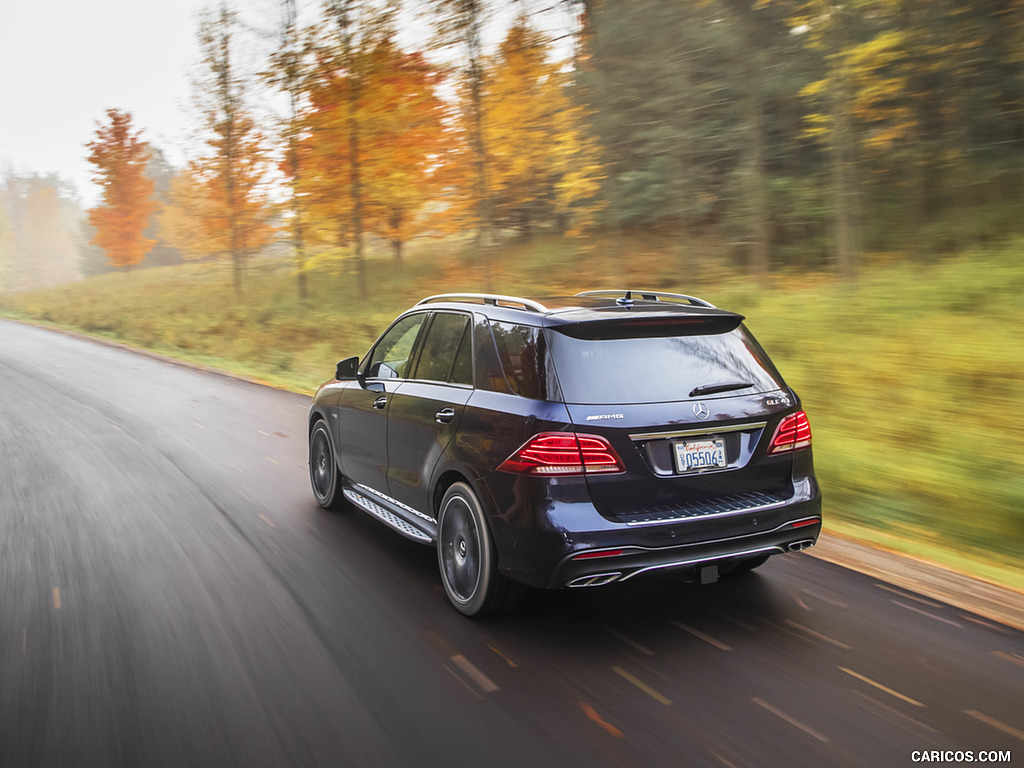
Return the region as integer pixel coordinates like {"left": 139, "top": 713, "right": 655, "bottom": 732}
{"left": 546, "top": 325, "right": 784, "bottom": 405}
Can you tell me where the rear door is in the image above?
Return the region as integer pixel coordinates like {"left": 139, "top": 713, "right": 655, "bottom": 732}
{"left": 546, "top": 320, "right": 796, "bottom": 522}
{"left": 385, "top": 311, "right": 475, "bottom": 517}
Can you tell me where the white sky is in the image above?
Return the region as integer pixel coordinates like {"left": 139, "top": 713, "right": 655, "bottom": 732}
{"left": 0, "top": 0, "right": 215, "bottom": 206}
{"left": 0, "top": 0, "right": 574, "bottom": 208}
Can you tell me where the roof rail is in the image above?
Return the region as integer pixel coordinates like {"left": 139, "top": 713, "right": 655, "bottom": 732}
{"left": 416, "top": 293, "right": 549, "bottom": 313}
{"left": 574, "top": 289, "right": 716, "bottom": 309}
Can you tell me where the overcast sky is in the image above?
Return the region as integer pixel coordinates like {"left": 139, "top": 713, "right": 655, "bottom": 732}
{"left": 0, "top": 0, "right": 572, "bottom": 207}
{"left": 0, "top": 0, "right": 223, "bottom": 205}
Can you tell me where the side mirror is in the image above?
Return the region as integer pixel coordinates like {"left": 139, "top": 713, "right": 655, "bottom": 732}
{"left": 335, "top": 356, "right": 359, "bottom": 380}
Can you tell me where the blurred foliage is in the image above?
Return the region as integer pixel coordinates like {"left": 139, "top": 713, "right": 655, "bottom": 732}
{"left": 2, "top": 237, "right": 1022, "bottom": 586}
{"left": 85, "top": 109, "right": 159, "bottom": 271}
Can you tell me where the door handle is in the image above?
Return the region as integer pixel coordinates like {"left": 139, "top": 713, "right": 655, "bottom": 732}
{"left": 435, "top": 407, "right": 456, "bottom": 424}
{"left": 373, "top": 396, "right": 388, "bottom": 410}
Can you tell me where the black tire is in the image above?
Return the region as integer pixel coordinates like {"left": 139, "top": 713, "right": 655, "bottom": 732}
{"left": 437, "top": 482, "right": 522, "bottom": 616}
{"left": 309, "top": 420, "right": 345, "bottom": 510}
{"left": 727, "top": 554, "right": 770, "bottom": 576}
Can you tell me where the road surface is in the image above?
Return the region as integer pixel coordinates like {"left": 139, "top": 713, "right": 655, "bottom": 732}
{"left": 1, "top": 319, "right": 1020, "bottom": 767}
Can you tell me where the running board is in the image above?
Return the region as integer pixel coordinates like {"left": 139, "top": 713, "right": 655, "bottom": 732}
{"left": 343, "top": 489, "right": 433, "bottom": 544}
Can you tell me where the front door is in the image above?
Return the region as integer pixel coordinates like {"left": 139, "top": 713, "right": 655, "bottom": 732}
{"left": 336, "top": 312, "right": 427, "bottom": 493}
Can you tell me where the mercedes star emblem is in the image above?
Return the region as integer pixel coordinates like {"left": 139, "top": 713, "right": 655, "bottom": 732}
{"left": 693, "top": 402, "right": 710, "bottom": 420}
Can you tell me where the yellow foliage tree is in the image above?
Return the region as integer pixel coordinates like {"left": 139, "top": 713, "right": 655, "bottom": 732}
{"left": 476, "top": 20, "right": 603, "bottom": 237}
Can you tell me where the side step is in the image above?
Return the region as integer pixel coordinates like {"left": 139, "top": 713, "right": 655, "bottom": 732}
{"left": 343, "top": 489, "right": 433, "bottom": 544}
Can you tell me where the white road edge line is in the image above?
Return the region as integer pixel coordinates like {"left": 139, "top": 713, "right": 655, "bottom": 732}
{"left": 450, "top": 654, "right": 499, "bottom": 694}
{"left": 891, "top": 600, "right": 963, "bottom": 628}
{"left": 752, "top": 697, "right": 830, "bottom": 743}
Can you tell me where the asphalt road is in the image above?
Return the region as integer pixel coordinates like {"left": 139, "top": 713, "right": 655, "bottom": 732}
{"left": 1, "top": 319, "right": 1021, "bottom": 768}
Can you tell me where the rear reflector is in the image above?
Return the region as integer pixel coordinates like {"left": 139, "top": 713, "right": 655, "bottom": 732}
{"left": 572, "top": 549, "right": 626, "bottom": 560}
{"left": 768, "top": 411, "right": 812, "bottom": 454}
{"left": 791, "top": 518, "right": 819, "bottom": 529}
{"left": 498, "top": 432, "right": 625, "bottom": 476}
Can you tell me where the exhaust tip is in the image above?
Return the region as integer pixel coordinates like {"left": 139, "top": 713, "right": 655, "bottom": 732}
{"left": 567, "top": 572, "right": 622, "bottom": 588}
{"left": 788, "top": 539, "right": 815, "bottom": 552}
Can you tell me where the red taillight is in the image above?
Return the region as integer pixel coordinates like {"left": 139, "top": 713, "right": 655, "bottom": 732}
{"left": 768, "top": 411, "right": 812, "bottom": 454}
{"left": 498, "top": 432, "right": 625, "bottom": 476}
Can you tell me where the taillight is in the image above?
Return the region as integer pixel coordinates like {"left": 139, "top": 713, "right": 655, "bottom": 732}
{"left": 768, "top": 411, "right": 812, "bottom": 454}
{"left": 498, "top": 432, "right": 625, "bottom": 476}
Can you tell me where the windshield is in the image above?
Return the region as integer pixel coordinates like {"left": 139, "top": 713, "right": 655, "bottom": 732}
{"left": 546, "top": 325, "right": 784, "bottom": 405}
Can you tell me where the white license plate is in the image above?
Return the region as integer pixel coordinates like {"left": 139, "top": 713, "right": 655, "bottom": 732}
{"left": 674, "top": 439, "right": 726, "bottom": 473}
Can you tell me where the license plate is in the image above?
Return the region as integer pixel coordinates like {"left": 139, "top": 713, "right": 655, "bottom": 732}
{"left": 674, "top": 439, "right": 726, "bottom": 473}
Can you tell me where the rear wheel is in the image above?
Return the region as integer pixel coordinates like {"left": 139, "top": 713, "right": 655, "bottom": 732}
{"left": 437, "top": 482, "right": 522, "bottom": 616}
{"left": 309, "top": 420, "right": 344, "bottom": 510}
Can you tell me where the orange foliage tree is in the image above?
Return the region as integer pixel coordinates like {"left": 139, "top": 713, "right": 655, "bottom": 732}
{"left": 85, "top": 109, "right": 159, "bottom": 271}
{"left": 299, "top": 13, "right": 449, "bottom": 275}
{"left": 172, "top": 5, "right": 272, "bottom": 292}
{"left": 360, "top": 40, "right": 449, "bottom": 263}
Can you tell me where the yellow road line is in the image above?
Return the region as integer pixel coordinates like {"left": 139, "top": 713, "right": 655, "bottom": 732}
{"left": 52, "top": 587, "right": 61, "bottom": 610}
{"left": 992, "top": 651, "right": 1024, "bottom": 669}
{"left": 785, "top": 620, "right": 852, "bottom": 650}
{"left": 673, "top": 621, "right": 732, "bottom": 651}
{"left": 612, "top": 667, "right": 672, "bottom": 706}
{"left": 964, "top": 710, "right": 1024, "bottom": 742}
{"left": 838, "top": 667, "right": 925, "bottom": 708}
{"left": 259, "top": 515, "right": 277, "bottom": 528}
{"left": 487, "top": 644, "right": 518, "bottom": 668}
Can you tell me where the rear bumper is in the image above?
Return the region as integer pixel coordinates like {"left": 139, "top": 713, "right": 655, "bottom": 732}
{"left": 550, "top": 514, "right": 821, "bottom": 589}
{"left": 483, "top": 473, "right": 821, "bottom": 589}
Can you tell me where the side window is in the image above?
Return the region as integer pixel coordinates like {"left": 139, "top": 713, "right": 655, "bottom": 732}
{"left": 449, "top": 325, "right": 474, "bottom": 386}
{"left": 490, "top": 321, "right": 559, "bottom": 401}
{"left": 474, "top": 316, "right": 511, "bottom": 393}
{"left": 366, "top": 314, "right": 426, "bottom": 379}
{"left": 414, "top": 312, "right": 470, "bottom": 383}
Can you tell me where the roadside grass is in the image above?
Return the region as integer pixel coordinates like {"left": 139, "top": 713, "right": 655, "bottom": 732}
{"left": 3, "top": 237, "right": 1022, "bottom": 591}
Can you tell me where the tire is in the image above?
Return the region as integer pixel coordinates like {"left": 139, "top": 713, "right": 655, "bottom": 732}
{"left": 727, "top": 554, "right": 770, "bottom": 576}
{"left": 309, "top": 419, "right": 345, "bottom": 510}
{"left": 437, "top": 482, "right": 522, "bottom": 616}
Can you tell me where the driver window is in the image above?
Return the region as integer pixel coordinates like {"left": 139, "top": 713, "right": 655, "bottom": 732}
{"left": 367, "top": 314, "right": 426, "bottom": 379}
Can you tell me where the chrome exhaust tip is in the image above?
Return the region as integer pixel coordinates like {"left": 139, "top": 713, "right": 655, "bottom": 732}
{"left": 788, "top": 539, "right": 815, "bottom": 552}
{"left": 567, "top": 572, "right": 622, "bottom": 588}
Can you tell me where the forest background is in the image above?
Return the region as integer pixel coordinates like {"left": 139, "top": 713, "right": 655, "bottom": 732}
{"left": 1, "top": 0, "right": 1022, "bottom": 588}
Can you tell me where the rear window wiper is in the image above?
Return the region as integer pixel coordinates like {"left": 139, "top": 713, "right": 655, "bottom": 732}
{"left": 689, "top": 381, "right": 755, "bottom": 397}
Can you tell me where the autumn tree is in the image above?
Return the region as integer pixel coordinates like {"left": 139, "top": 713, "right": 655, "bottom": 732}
{"left": 85, "top": 109, "right": 159, "bottom": 272}
{"left": 478, "top": 19, "right": 602, "bottom": 238}
{"left": 433, "top": 0, "right": 494, "bottom": 283}
{"left": 0, "top": 172, "right": 84, "bottom": 290}
{"left": 187, "top": 3, "right": 272, "bottom": 292}
{"left": 360, "top": 37, "right": 449, "bottom": 263}
{"left": 265, "top": 0, "right": 312, "bottom": 299}
{"left": 299, "top": 1, "right": 405, "bottom": 292}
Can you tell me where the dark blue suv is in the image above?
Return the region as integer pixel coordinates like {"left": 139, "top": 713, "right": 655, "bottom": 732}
{"left": 308, "top": 291, "right": 821, "bottom": 615}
